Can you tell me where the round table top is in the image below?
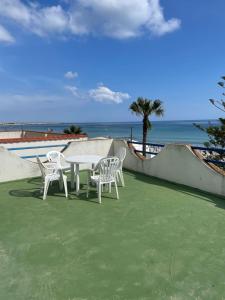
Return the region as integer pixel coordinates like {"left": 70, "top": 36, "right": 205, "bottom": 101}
{"left": 66, "top": 154, "right": 103, "bottom": 164}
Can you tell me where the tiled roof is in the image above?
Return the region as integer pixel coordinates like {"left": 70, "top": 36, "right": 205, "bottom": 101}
{"left": 0, "top": 134, "right": 87, "bottom": 144}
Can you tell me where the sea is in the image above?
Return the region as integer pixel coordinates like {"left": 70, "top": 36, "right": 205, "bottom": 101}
{"left": 0, "top": 120, "right": 219, "bottom": 146}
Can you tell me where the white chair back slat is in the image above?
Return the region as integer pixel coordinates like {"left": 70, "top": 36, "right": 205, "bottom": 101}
{"left": 115, "top": 147, "right": 126, "bottom": 167}
{"left": 36, "top": 156, "right": 47, "bottom": 178}
{"left": 47, "top": 151, "right": 64, "bottom": 169}
{"left": 98, "top": 157, "right": 120, "bottom": 182}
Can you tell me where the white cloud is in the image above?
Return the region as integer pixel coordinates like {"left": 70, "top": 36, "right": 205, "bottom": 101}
{"left": 89, "top": 85, "right": 130, "bottom": 104}
{"left": 147, "top": 0, "right": 181, "bottom": 36}
{"left": 64, "top": 71, "right": 78, "bottom": 79}
{"left": 65, "top": 85, "right": 78, "bottom": 96}
{"left": 0, "top": 0, "right": 180, "bottom": 43}
{"left": 69, "top": 0, "right": 180, "bottom": 38}
{"left": 0, "top": 0, "right": 31, "bottom": 25}
{"left": 0, "top": 1, "right": 69, "bottom": 38}
{"left": 0, "top": 24, "right": 15, "bottom": 43}
{"left": 31, "top": 5, "right": 69, "bottom": 36}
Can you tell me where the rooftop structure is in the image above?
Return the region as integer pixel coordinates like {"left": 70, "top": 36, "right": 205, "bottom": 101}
{"left": 0, "top": 137, "right": 224, "bottom": 298}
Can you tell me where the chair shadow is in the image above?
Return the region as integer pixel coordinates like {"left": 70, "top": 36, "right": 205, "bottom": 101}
{"left": 9, "top": 179, "right": 110, "bottom": 203}
{"left": 67, "top": 180, "right": 120, "bottom": 204}
{"left": 9, "top": 180, "right": 71, "bottom": 201}
{"left": 27, "top": 177, "right": 42, "bottom": 186}
{"left": 9, "top": 188, "right": 42, "bottom": 200}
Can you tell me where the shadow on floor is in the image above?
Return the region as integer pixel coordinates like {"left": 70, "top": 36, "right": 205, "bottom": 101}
{"left": 125, "top": 170, "right": 225, "bottom": 210}
{"left": 9, "top": 170, "right": 224, "bottom": 210}
{"left": 8, "top": 178, "right": 117, "bottom": 204}
{"left": 9, "top": 179, "right": 71, "bottom": 201}
{"left": 9, "top": 188, "right": 42, "bottom": 200}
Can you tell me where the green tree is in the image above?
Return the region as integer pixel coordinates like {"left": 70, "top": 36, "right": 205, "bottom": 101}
{"left": 63, "top": 125, "right": 84, "bottom": 135}
{"left": 130, "top": 97, "right": 164, "bottom": 157}
{"left": 194, "top": 76, "right": 225, "bottom": 161}
{"left": 209, "top": 76, "right": 225, "bottom": 112}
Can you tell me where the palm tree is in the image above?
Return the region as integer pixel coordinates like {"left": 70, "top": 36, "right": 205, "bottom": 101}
{"left": 63, "top": 125, "right": 84, "bottom": 135}
{"left": 130, "top": 97, "right": 164, "bottom": 157}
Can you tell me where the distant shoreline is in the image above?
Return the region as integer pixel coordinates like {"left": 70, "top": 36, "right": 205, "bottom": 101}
{"left": 0, "top": 119, "right": 218, "bottom": 126}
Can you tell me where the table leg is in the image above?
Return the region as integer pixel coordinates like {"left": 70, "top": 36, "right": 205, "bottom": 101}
{"left": 76, "top": 163, "right": 80, "bottom": 196}
{"left": 71, "top": 163, "right": 75, "bottom": 189}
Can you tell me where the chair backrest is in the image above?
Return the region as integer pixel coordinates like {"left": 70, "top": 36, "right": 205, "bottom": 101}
{"left": 37, "top": 156, "right": 61, "bottom": 181}
{"left": 115, "top": 147, "right": 126, "bottom": 166}
{"left": 47, "top": 151, "right": 64, "bottom": 168}
{"left": 36, "top": 156, "right": 47, "bottom": 179}
{"left": 97, "top": 157, "right": 120, "bottom": 182}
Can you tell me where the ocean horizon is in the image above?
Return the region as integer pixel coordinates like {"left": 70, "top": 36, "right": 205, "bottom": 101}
{"left": 0, "top": 119, "right": 219, "bottom": 146}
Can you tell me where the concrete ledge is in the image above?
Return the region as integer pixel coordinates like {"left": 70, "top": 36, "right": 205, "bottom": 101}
{"left": 63, "top": 139, "right": 114, "bottom": 170}
{"left": 0, "top": 147, "right": 40, "bottom": 182}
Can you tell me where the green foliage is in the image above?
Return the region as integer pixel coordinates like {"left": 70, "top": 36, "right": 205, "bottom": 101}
{"left": 209, "top": 76, "right": 225, "bottom": 112}
{"left": 63, "top": 125, "right": 84, "bottom": 135}
{"left": 194, "top": 76, "right": 225, "bottom": 163}
{"left": 195, "top": 118, "right": 225, "bottom": 160}
{"left": 130, "top": 97, "right": 164, "bottom": 157}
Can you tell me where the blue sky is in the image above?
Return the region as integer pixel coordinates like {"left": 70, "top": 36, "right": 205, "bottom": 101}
{"left": 0, "top": 0, "right": 224, "bottom": 123}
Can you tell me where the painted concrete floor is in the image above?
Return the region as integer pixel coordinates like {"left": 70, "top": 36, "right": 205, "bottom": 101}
{"left": 0, "top": 170, "right": 225, "bottom": 299}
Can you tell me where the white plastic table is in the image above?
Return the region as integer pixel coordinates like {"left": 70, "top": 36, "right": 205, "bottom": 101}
{"left": 66, "top": 155, "right": 103, "bottom": 195}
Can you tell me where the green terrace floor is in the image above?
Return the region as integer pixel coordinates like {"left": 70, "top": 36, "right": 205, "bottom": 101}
{"left": 1, "top": 170, "right": 225, "bottom": 300}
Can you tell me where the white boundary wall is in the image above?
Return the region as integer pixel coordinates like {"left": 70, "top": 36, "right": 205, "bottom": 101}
{"left": 62, "top": 138, "right": 114, "bottom": 170}
{"left": 0, "top": 131, "right": 22, "bottom": 138}
{"left": 1, "top": 138, "right": 87, "bottom": 162}
{"left": 114, "top": 140, "right": 225, "bottom": 197}
{"left": 0, "top": 147, "right": 40, "bottom": 182}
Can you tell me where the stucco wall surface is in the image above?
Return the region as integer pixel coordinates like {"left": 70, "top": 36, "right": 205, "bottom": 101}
{"left": 113, "top": 140, "right": 225, "bottom": 197}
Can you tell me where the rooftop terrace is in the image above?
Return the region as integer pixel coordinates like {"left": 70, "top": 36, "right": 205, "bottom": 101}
{"left": 1, "top": 170, "right": 225, "bottom": 299}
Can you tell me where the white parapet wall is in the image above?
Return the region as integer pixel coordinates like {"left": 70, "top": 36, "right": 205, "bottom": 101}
{"left": 0, "top": 147, "right": 40, "bottom": 182}
{"left": 0, "top": 137, "right": 87, "bottom": 162}
{"left": 0, "top": 131, "right": 22, "bottom": 139}
{"left": 113, "top": 140, "right": 225, "bottom": 197}
{"left": 62, "top": 138, "right": 114, "bottom": 170}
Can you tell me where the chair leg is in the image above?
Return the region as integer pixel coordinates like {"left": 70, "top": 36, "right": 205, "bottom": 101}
{"left": 86, "top": 175, "right": 90, "bottom": 198}
{"left": 59, "top": 176, "right": 63, "bottom": 191}
{"left": 98, "top": 183, "right": 102, "bottom": 204}
{"left": 114, "top": 180, "right": 119, "bottom": 200}
{"left": 43, "top": 178, "right": 50, "bottom": 200}
{"left": 109, "top": 182, "right": 112, "bottom": 193}
{"left": 116, "top": 172, "right": 119, "bottom": 183}
{"left": 63, "top": 176, "right": 68, "bottom": 198}
{"left": 119, "top": 170, "right": 125, "bottom": 187}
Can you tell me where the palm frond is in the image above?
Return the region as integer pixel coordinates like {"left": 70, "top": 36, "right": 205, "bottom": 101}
{"left": 130, "top": 97, "right": 164, "bottom": 119}
{"left": 130, "top": 100, "right": 143, "bottom": 116}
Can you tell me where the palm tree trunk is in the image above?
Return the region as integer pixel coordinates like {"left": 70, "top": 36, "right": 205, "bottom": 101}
{"left": 142, "top": 117, "right": 148, "bottom": 157}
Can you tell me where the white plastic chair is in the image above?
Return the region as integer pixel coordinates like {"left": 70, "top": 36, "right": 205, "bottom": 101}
{"left": 86, "top": 157, "right": 120, "bottom": 204}
{"left": 36, "top": 156, "right": 68, "bottom": 200}
{"left": 47, "top": 151, "right": 70, "bottom": 172}
{"left": 115, "top": 146, "right": 126, "bottom": 187}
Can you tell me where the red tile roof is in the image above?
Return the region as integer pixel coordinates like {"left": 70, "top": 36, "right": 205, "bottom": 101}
{"left": 0, "top": 134, "right": 87, "bottom": 144}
